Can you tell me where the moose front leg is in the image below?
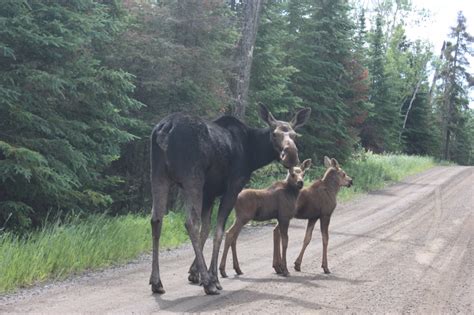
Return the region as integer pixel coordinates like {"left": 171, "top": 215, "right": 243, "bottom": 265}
{"left": 272, "top": 223, "right": 282, "bottom": 274}
{"left": 209, "top": 181, "right": 245, "bottom": 290}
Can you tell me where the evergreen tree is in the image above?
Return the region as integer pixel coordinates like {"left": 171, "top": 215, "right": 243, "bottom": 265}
{"left": 247, "top": 0, "right": 300, "bottom": 125}
{"left": 289, "top": 0, "right": 357, "bottom": 161}
{"left": 360, "top": 13, "right": 399, "bottom": 153}
{"left": 436, "top": 12, "right": 473, "bottom": 163}
{"left": 0, "top": 1, "right": 142, "bottom": 229}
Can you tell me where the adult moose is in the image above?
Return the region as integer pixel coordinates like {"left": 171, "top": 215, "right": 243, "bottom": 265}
{"left": 149, "top": 105, "right": 311, "bottom": 295}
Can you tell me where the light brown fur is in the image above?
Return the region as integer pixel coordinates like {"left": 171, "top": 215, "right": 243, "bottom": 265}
{"left": 292, "top": 156, "right": 353, "bottom": 274}
{"left": 219, "top": 159, "right": 311, "bottom": 278}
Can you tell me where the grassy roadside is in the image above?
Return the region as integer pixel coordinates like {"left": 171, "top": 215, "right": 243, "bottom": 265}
{"left": 0, "top": 153, "right": 437, "bottom": 293}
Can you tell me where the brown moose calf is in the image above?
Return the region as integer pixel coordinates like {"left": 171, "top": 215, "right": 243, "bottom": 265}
{"left": 219, "top": 159, "right": 311, "bottom": 278}
{"left": 293, "top": 156, "right": 353, "bottom": 274}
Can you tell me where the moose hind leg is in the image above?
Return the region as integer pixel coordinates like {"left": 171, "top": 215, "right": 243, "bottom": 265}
{"left": 149, "top": 177, "right": 170, "bottom": 294}
{"left": 188, "top": 199, "right": 213, "bottom": 284}
{"left": 273, "top": 223, "right": 282, "bottom": 274}
{"left": 320, "top": 216, "right": 331, "bottom": 274}
{"left": 294, "top": 218, "right": 317, "bottom": 272}
{"left": 183, "top": 183, "right": 217, "bottom": 295}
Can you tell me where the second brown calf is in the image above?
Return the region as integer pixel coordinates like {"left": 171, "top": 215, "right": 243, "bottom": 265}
{"left": 292, "top": 156, "right": 352, "bottom": 274}
{"left": 219, "top": 159, "right": 311, "bottom": 278}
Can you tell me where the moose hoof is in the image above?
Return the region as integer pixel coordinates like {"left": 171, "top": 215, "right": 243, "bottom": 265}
{"left": 273, "top": 264, "right": 283, "bottom": 274}
{"left": 204, "top": 283, "right": 219, "bottom": 295}
{"left": 150, "top": 281, "right": 165, "bottom": 294}
{"left": 188, "top": 273, "right": 200, "bottom": 284}
{"left": 235, "top": 268, "right": 243, "bottom": 275}
{"left": 220, "top": 269, "right": 228, "bottom": 278}
{"left": 323, "top": 269, "right": 331, "bottom": 274}
{"left": 294, "top": 263, "right": 301, "bottom": 272}
{"left": 215, "top": 281, "right": 223, "bottom": 290}
{"left": 281, "top": 270, "right": 290, "bottom": 277}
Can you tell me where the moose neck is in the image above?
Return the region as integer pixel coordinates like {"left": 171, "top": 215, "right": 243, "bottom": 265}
{"left": 322, "top": 170, "right": 341, "bottom": 195}
{"left": 247, "top": 127, "right": 279, "bottom": 173}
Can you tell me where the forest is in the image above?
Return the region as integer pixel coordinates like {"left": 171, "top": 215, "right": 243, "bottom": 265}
{"left": 0, "top": 0, "right": 473, "bottom": 232}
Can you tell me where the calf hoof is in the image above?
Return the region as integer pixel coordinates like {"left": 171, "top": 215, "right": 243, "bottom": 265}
{"left": 150, "top": 281, "right": 165, "bottom": 294}
{"left": 204, "top": 283, "right": 219, "bottom": 295}
{"left": 215, "top": 280, "right": 223, "bottom": 290}
{"left": 220, "top": 269, "right": 228, "bottom": 278}
{"left": 322, "top": 267, "right": 331, "bottom": 274}
{"left": 235, "top": 268, "right": 243, "bottom": 275}
{"left": 188, "top": 272, "right": 200, "bottom": 284}
{"left": 294, "top": 262, "right": 301, "bottom": 272}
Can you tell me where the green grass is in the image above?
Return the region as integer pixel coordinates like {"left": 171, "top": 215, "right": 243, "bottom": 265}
{"left": 0, "top": 153, "right": 437, "bottom": 293}
{"left": 0, "top": 212, "right": 187, "bottom": 293}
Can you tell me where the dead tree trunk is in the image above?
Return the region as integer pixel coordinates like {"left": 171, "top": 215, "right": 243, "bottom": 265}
{"left": 399, "top": 78, "right": 423, "bottom": 144}
{"left": 232, "top": 0, "right": 263, "bottom": 120}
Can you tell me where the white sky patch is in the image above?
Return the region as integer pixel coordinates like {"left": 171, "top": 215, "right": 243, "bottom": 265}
{"left": 406, "top": 0, "right": 474, "bottom": 106}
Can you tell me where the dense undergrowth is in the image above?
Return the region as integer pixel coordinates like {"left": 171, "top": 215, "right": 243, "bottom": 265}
{"left": 0, "top": 153, "right": 438, "bottom": 293}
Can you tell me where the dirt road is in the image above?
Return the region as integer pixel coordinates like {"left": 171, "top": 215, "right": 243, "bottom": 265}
{"left": 1, "top": 166, "right": 472, "bottom": 313}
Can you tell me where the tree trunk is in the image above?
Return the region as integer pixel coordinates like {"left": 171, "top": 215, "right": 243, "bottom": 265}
{"left": 399, "top": 78, "right": 422, "bottom": 144}
{"left": 232, "top": 0, "right": 264, "bottom": 120}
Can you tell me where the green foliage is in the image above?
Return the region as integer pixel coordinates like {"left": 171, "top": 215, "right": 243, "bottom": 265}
{"left": 0, "top": 212, "right": 187, "bottom": 293}
{"left": 0, "top": 1, "right": 142, "bottom": 229}
{"left": 247, "top": 0, "right": 301, "bottom": 125}
{"left": 288, "top": 0, "right": 365, "bottom": 161}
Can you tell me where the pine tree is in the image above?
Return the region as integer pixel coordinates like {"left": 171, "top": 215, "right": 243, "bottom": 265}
{"left": 360, "top": 13, "right": 399, "bottom": 153}
{"left": 289, "top": 0, "right": 357, "bottom": 161}
{"left": 0, "top": 1, "right": 142, "bottom": 229}
{"left": 247, "top": 0, "right": 301, "bottom": 125}
{"left": 437, "top": 12, "right": 473, "bottom": 163}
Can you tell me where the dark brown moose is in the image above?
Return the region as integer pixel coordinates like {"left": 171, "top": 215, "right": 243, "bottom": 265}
{"left": 219, "top": 159, "right": 311, "bottom": 278}
{"left": 292, "top": 156, "right": 353, "bottom": 274}
{"left": 149, "top": 105, "right": 310, "bottom": 295}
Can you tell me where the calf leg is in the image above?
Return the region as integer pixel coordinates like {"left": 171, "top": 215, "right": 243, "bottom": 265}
{"left": 219, "top": 218, "right": 246, "bottom": 277}
{"left": 272, "top": 223, "right": 282, "bottom": 274}
{"left": 320, "top": 216, "right": 331, "bottom": 274}
{"left": 188, "top": 199, "right": 213, "bottom": 284}
{"left": 231, "top": 231, "right": 243, "bottom": 275}
{"left": 149, "top": 177, "right": 170, "bottom": 294}
{"left": 279, "top": 220, "right": 290, "bottom": 277}
{"left": 294, "top": 218, "right": 317, "bottom": 272}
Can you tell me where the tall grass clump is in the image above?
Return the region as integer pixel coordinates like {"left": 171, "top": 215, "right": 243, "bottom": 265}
{"left": 0, "top": 211, "right": 187, "bottom": 293}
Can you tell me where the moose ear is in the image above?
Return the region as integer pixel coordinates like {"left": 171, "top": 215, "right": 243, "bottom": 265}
{"left": 290, "top": 107, "right": 311, "bottom": 129}
{"left": 331, "top": 158, "right": 340, "bottom": 168}
{"left": 258, "top": 103, "right": 278, "bottom": 128}
{"left": 324, "top": 156, "right": 332, "bottom": 168}
{"left": 301, "top": 159, "right": 312, "bottom": 171}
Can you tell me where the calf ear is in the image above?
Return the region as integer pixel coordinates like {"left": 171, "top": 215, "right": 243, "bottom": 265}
{"left": 290, "top": 107, "right": 311, "bottom": 129}
{"left": 331, "top": 158, "right": 340, "bottom": 168}
{"left": 324, "top": 156, "right": 332, "bottom": 168}
{"left": 301, "top": 159, "right": 312, "bottom": 171}
{"left": 258, "top": 103, "right": 277, "bottom": 128}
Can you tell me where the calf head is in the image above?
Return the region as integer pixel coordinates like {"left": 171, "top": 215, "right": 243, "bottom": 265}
{"left": 324, "top": 156, "right": 353, "bottom": 188}
{"left": 258, "top": 104, "right": 311, "bottom": 168}
{"left": 287, "top": 159, "right": 312, "bottom": 189}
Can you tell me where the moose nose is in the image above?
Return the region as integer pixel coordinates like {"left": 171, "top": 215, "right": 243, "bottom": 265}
{"left": 348, "top": 179, "right": 353, "bottom": 187}
{"left": 297, "top": 181, "right": 304, "bottom": 189}
{"left": 280, "top": 145, "right": 299, "bottom": 168}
